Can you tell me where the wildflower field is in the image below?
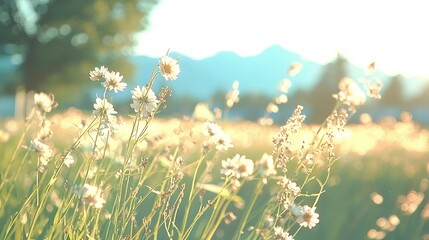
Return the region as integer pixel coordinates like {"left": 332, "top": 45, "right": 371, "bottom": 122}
{"left": 0, "top": 55, "right": 428, "bottom": 240}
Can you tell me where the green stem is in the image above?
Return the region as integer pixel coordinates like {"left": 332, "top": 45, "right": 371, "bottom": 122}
{"left": 179, "top": 153, "right": 207, "bottom": 237}
{"left": 204, "top": 193, "right": 235, "bottom": 239}
{"left": 0, "top": 110, "right": 35, "bottom": 194}
{"left": 26, "top": 116, "right": 98, "bottom": 239}
{"left": 233, "top": 180, "right": 263, "bottom": 239}
{"left": 153, "top": 148, "right": 178, "bottom": 239}
{"left": 181, "top": 188, "right": 228, "bottom": 240}
{"left": 200, "top": 177, "right": 232, "bottom": 238}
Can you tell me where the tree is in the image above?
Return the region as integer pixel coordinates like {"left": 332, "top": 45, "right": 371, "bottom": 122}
{"left": 308, "top": 53, "right": 348, "bottom": 123}
{"left": 378, "top": 74, "right": 405, "bottom": 107}
{"left": 0, "top": 0, "right": 157, "bottom": 102}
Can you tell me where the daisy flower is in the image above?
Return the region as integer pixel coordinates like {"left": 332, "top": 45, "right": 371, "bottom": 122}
{"left": 221, "top": 157, "right": 237, "bottom": 177}
{"left": 212, "top": 133, "right": 233, "bottom": 151}
{"left": 220, "top": 154, "right": 254, "bottom": 179}
{"left": 102, "top": 71, "right": 127, "bottom": 93}
{"left": 89, "top": 66, "right": 109, "bottom": 81}
{"left": 93, "top": 98, "right": 117, "bottom": 120}
{"left": 130, "top": 86, "right": 159, "bottom": 118}
{"left": 159, "top": 55, "right": 180, "bottom": 81}
{"left": 291, "top": 205, "right": 320, "bottom": 229}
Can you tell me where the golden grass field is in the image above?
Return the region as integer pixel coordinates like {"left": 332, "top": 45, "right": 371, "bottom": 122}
{"left": 1, "top": 107, "right": 428, "bottom": 239}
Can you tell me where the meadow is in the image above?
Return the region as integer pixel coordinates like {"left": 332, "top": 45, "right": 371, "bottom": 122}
{"left": 0, "top": 56, "right": 428, "bottom": 240}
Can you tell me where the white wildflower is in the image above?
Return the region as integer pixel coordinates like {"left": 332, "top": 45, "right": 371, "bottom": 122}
{"left": 273, "top": 226, "right": 294, "bottom": 240}
{"left": 159, "top": 55, "right": 180, "bottom": 81}
{"left": 30, "top": 139, "right": 54, "bottom": 170}
{"left": 102, "top": 71, "right": 127, "bottom": 93}
{"left": 290, "top": 204, "right": 320, "bottom": 229}
{"left": 64, "top": 153, "right": 75, "bottom": 168}
{"left": 221, "top": 157, "right": 236, "bottom": 177}
{"left": 130, "top": 86, "right": 159, "bottom": 119}
{"left": 93, "top": 98, "right": 117, "bottom": 120}
{"left": 221, "top": 154, "right": 254, "bottom": 179}
{"left": 278, "top": 176, "right": 300, "bottom": 196}
{"left": 74, "top": 184, "right": 106, "bottom": 209}
{"left": 203, "top": 121, "right": 223, "bottom": 137}
{"left": 34, "top": 92, "right": 57, "bottom": 113}
{"left": 212, "top": 133, "right": 233, "bottom": 151}
{"left": 89, "top": 66, "right": 109, "bottom": 81}
{"left": 333, "top": 77, "right": 366, "bottom": 111}
{"left": 258, "top": 153, "right": 276, "bottom": 178}
{"left": 203, "top": 121, "right": 233, "bottom": 151}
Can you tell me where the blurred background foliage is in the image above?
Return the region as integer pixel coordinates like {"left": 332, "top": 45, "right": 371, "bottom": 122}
{"left": 0, "top": 0, "right": 157, "bottom": 102}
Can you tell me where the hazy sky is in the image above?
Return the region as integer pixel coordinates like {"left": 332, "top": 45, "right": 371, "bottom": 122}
{"left": 136, "top": 0, "right": 429, "bottom": 78}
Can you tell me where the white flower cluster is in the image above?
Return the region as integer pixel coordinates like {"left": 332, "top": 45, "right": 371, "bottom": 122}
{"left": 29, "top": 92, "right": 58, "bottom": 172}
{"left": 89, "top": 66, "right": 109, "bottom": 81}
{"left": 273, "top": 226, "right": 294, "bottom": 240}
{"left": 30, "top": 139, "right": 54, "bottom": 170}
{"left": 289, "top": 204, "right": 320, "bottom": 229}
{"left": 89, "top": 66, "right": 127, "bottom": 93}
{"left": 73, "top": 184, "right": 106, "bottom": 209}
{"left": 89, "top": 66, "right": 125, "bottom": 124}
{"left": 278, "top": 176, "right": 301, "bottom": 196}
{"left": 333, "top": 77, "right": 366, "bottom": 112}
{"left": 34, "top": 92, "right": 57, "bottom": 115}
{"left": 221, "top": 154, "right": 254, "bottom": 179}
{"left": 203, "top": 121, "right": 233, "bottom": 151}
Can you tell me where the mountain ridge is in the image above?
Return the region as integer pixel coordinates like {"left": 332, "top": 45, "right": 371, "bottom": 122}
{"left": 132, "top": 44, "right": 326, "bottom": 101}
{"left": 130, "top": 44, "right": 406, "bottom": 105}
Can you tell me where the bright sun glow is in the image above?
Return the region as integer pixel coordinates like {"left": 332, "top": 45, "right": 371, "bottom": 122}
{"left": 136, "top": 0, "right": 429, "bottom": 78}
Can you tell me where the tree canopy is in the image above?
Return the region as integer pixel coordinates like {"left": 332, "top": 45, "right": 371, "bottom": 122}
{"left": 0, "top": 0, "right": 157, "bottom": 101}
{"left": 378, "top": 74, "right": 405, "bottom": 107}
{"left": 307, "top": 53, "right": 348, "bottom": 123}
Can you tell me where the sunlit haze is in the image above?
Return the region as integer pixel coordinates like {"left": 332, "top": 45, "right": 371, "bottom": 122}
{"left": 136, "top": 0, "right": 429, "bottom": 79}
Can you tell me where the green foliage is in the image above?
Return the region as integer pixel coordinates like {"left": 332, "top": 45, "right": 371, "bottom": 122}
{"left": 308, "top": 54, "right": 348, "bottom": 123}
{"left": 379, "top": 74, "right": 405, "bottom": 107}
{"left": 0, "top": 0, "right": 157, "bottom": 100}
